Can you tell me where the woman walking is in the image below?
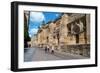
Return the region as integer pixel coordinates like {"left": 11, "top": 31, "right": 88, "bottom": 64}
{"left": 51, "top": 46, "right": 55, "bottom": 54}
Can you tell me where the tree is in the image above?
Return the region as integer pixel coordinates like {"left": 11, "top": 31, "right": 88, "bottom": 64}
{"left": 24, "top": 12, "right": 31, "bottom": 48}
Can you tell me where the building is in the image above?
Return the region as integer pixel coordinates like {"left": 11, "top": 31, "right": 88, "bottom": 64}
{"left": 36, "top": 24, "right": 49, "bottom": 48}
{"left": 31, "top": 34, "right": 38, "bottom": 47}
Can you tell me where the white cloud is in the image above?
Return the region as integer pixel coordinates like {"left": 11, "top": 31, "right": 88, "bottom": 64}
{"left": 29, "top": 34, "right": 32, "bottom": 37}
{"left": 56, "top": 14, "right": 59, "bottom": 17}
{"left": 30, "top": 12, "right": 45, "bottom": 22}
{"left": 29, "top": 28, "right": 38, "bottom": 37}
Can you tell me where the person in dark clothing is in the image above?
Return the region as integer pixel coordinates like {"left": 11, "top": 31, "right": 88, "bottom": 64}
{"left": 45, "top": 46, "right": 48, "bottom": 52}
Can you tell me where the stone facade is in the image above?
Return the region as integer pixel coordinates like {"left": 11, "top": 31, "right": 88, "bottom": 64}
{"left": 31, "top": 35, "right": 38, "bottom": 47}
{"left": 31, "top": 13, "right": 90, "bottom": 57}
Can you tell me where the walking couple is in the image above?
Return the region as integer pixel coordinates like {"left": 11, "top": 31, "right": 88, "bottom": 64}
{"left": 45, "top": 45, "right": 55, "bottom": 54}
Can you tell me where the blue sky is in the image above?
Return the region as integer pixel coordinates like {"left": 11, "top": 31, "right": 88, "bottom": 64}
{"left": 28, "top": 11, "right": 62, "bottom": 37}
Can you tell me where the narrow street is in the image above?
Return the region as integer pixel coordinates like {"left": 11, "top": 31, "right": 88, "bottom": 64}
{"left": 24, "top": 47, "right": 88, "bottom": 62}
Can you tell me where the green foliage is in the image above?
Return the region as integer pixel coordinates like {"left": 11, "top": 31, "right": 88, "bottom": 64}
{"left": 24, "top": 13, "right": 31, "bottom": 41}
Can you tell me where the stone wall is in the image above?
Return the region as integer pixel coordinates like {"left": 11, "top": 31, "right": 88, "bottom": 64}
{"left": 60, "top": 44, "right": 90, "bottom": 57}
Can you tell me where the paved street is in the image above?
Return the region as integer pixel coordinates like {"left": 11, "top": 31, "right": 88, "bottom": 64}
{"left": 24, "top": 47, "right": 62, "bottom": 62}
{"left": 24, "top": 47, "right": 88, "bottom": 62}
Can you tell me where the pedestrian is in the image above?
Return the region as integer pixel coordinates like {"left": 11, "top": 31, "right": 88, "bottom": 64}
{"left": 45, "top": 46, "right": 47, "bottom": 53}
{"left": 47, "top": 45, "right": 49, "bottom": 52}
{"left": 51, "top": 46, "right": 55, "bottom": 54}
